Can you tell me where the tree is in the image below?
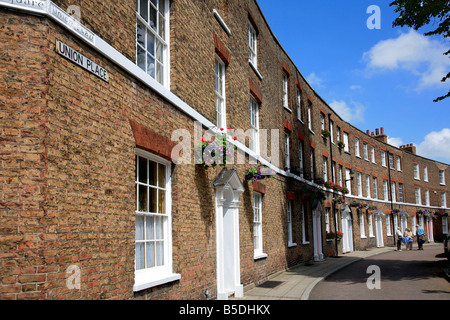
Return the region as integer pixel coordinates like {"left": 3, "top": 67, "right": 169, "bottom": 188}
{"left": 390, "top": 0, "right": 450, "bottom": 102}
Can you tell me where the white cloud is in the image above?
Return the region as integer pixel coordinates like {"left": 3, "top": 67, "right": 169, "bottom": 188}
{"left": 416, "top": 128, "right": 450, "bottom": 162}
{"left": 387, "top": 136, "right": 403, "bottom": 148}
{"left": 350, "top": 85, "right": 362, "bottom": 90}
{"left": 306, "top": 72, "right": 324, "bottom": 87}
{"left": 363, "top": 29, "right": 450, "bottom": 89}
{"left": 329, "top": 100, "right": 366, "bottom": 124}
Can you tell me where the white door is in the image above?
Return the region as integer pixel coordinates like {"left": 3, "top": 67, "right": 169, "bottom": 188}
{"left": 223, "top": 203, "right": 237, "bottom": 293}
{"left": 426, "top": 217, "right": 434, "bottom": 242}
{"left": 341, "top": 209, "right": 353, "bottom": 253}
{"left": 375, "top": 215, "right": 384, "bottom": 247}
{"left": 312, "top": 204, "right": 324, "bottom": 261}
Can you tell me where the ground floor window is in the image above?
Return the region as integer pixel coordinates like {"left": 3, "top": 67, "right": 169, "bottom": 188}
{"left": 134, "top": 149, "right": 179, "bottom": 291}
{"left": 253, "top": 193, "right": 266, "bottom": 258}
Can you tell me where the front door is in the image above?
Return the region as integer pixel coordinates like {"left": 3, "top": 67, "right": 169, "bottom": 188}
{"left": 341, "top": 209, "right": 353, "bottom": 253}
{"left": 312, "top": 203, "right": 324, "bottom": 261}
{"left": 375, "top": 214, "right": 384, "bottom": 247}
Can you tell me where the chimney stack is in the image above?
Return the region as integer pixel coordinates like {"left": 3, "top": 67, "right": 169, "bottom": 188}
{"left": 400, "top": 144, "right": 416, "bottom": 155}
{"left": 374, "top": 127, "right": 387, "bottom": 143}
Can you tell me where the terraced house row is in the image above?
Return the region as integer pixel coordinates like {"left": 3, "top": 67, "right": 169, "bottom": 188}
{"left": 0, "top": 0, "right": 448, "bottom": 300}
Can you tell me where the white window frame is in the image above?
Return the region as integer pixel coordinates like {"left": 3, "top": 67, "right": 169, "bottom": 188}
{"left": 381, "top": 150, "right": 386, "bottom": 167}
{"left": 399, "top": 183, "right": 404, "bottom": 202}
{"left": 386, "top": 215, "right": 392, "bottom": 236}
{"left": 365, "top": 175, "right": 370, "bottom": 199}
{"left": 368, "top": 212, "right": 374, "bottom": 237}
{"left": 414, "top": 163, "right": 420, "bottom": 180}
{"left": 301, "top": 204, "right": 309, "bottom": 244}
{"left": 136, "top": 0, "right": 170, "bottom": 87}
{"left": 357, "top": 172, "right": 362, "bottom": 197}
{"left": 282, "top": 73, "right": 289, "bottom": 110}
{"left": 372, "top": 177, "right": 378, "bottom": 199}
{"left": 320, "top": 113, "right": 325, "bottom": 131}
{"left": 440, "top": 170, "right": 446, "bottom": 185}
{"left": 323, "top": 156, "right": 328, "bottom": 182}
{"left": 371, "top": 146, "right": 375, "bottom": 163}
{"left": 391, "top": 181, "right": 396, "bottom": 203}
{"left": 250, "top": 96, "right": 260, "bottom": 155}
{"left": 253, "top": 193, "right": 266, "bottom": 259}
{"left": 442, "top": 192, "right": 447, "bottom": 208}
{"left": 297, "top": 89, "right": 302, "bottom": 122}
{"left": 307, "top": 106, "right": 312, "bottom": 131}
{"left": 425, "top": 189, "right": 430, "bottom": 206}
{"left": 287, "top": 200, "right": 296, "bottom": 247}
{"left": 284, "top": 132, "right": 290, "bottom": 171}
{"left": 325, "top": 208, "right": 330, "bottom": 233}
{"left": 330, "top": 120, "right": 334, "bottom": 143}
{"left": 423, "top": 166, "right": 428, "bottom": 182}
{"left": 134, "top": 149, "right": 180, "bottom": 292}
{"left": 345, "top": 168, "right": 352, "bottom": 195}
{"left": 383, "top": 180, "right": 388, "bottom": 201}
{"left": 343, "top": 132, "right": 349, "bottom": 152}
{"left": 299, "top": 141, "right": 304, "bottom": 178}
{"left": 310, "top": 149, "right": 315, "bottom": 181}
{"left": 248, "top": 21, "right": 257, "bottom": 68}
{"left": 355, "top": 139, "right": 360, "bottom": 158}
{"left": 363, "top": 143, "right": 368, "bottom": 160}
{"left": 415, "top": 187, "right": 422, "bottom": 205}
{"left": 396, "top": 156, "right": 402, "bottom": 171}
{"left": 360, "top": 212, "right": 366, "bottom": 238}
{"left": 215, "top": 56, "right": 226, "bottom": 129}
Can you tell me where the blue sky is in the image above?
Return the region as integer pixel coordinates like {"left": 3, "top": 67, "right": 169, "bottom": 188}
{"left": 257, "top": 1, "right": 450, "bottom": 164}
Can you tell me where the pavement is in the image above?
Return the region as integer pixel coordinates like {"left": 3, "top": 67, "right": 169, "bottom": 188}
{"left": 232, "top": 245, "right": 405, "bottom": 300}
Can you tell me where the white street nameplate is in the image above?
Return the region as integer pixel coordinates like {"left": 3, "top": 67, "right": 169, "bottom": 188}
{"left": 56, "top": 40, "right": 109, "bottom": 82}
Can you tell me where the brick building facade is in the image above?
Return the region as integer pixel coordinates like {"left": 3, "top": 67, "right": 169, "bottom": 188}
{"left": 0, "top": 0, "right": 448, "bottom": 300}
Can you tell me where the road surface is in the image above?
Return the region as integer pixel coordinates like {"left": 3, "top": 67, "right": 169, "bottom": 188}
{"left": 309, "top": 244, "right": 450, "bottom": 300}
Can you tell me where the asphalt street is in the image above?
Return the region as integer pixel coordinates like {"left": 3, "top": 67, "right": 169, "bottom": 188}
{"left": 309, "top": 244, "right": 450, "bottom": 300}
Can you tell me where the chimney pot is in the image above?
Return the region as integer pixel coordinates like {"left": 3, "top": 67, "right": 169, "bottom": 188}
{"left": 376, "top": 129, "right": 380, "bottom": 135}
{"left": 380, "top": 127, "right": 385, "bottom": 135}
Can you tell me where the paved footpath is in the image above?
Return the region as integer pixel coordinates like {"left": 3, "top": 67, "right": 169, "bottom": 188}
{"left": 233, "top": 245, "right": 433, "bottom": 300}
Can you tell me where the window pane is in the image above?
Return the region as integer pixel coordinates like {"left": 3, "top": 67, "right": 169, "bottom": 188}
{"left": 146, "top": 242, "right": 155, "bottom": 268}
{"left": 137, "top": 45, "right": 146, "bottom": 71}
{"left": 158, "top": 163, "right": 165, "bottom": 187}
{"left": 156, "top": 242, "right": 164, "bottom": 266}
{"left": 139, "top": 0, "right": 148, "bottom": 22}
{"left": 146, "top": 215, "right": 154, "bottom": 240}
{"left": 149, "top": 5, "right": 157, "bottom": 30}
{"left": 158, "top": 189, "right": 165, "bottom": 213}
{"left": 136, "top": 215, "right": 144, "bottom": 240}
{"left": 155, "top": 216, "right": 164, "bottom": 239}
{"left": 138, "top": 185, "right": 148, "bottom": 212}
{"left": 148, "top": 160, "right": 156, "bottom": 186}
{"left": 138, "top": 156, "right": 147, "bottom": 183}
{"left": 159, "top": 14, "right": 165, "bottom": 38}
{"left": 149, "top": 187, "right": 157, "bottom": 213}
{"left": 135, "top": 243, "right": 145, "bottom": 270}
{"left": 146, "top": 31, "right": 155, "bottom": 56}
{"left": 146, "top": 53, "right": 155, "bottom": 77}
{"left": 137, "top": 21, "right": 146, "bottom": 47}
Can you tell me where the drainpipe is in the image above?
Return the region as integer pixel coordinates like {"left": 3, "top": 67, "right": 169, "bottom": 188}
{"left": 328, "top": 113, "right": 338, "bottom": 257}
{"left": 387, "top": 149, "right": 396, "bottom": 248}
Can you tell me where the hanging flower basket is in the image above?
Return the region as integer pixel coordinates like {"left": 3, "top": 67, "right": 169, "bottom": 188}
{"left": 195, "top": 129, "right": 237, "bottom": 169}
{"left": 416, "top": 209, "right": 432, "bottom": 216}
{"left": 339, "top": 186, "right": 349, "bottom": 195}
{"left": 350, "top": 200, "right": 368, "bottom": 209}
{"left": 321, "top": 129, "right": 330, "bottom": 138}
{"left": 434, "top": 210, "right": 448, "bottom": 217}
{"left": 391, "top": 209, "right": 400, "bottom": 215}
{"left": 297, "top": 182, "right": 326, "bottom": 203}
{"left": 332, "top": 196, "right": 346, "bottom": 205}
{"left": 337, "top": 141, "right": 345, "bottom": 149}
{"left": 245, "top": 162, "right": 276, "bottom": 182}
{"left": 367, "top": 203, "right": 378, "bottom": 211}
{"left": 326, "top": 231, "right": 335, "bottom": 240}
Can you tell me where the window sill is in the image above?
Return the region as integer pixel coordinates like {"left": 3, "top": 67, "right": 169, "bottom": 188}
{"left": 133, "top": 271, "right": 181, "bottom": 292}
{"left": 288, "top": 242, "right": 297, "bottom": 248}
{"left": 283, "top": 106, "right": 292, "bottom": 113}
{"left": 249, "top": 61, "right": 263, "bottom": 80}
{"left": 254, "top": 253, "right": 268, "bottom": 260}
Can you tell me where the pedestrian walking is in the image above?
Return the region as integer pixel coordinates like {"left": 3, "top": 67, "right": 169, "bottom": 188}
{"left": 416, "top": 225, "right": 425, "bottom": 250}
{"left": 403, "top": 228, "right": 414, "bottom": 250}
{"left": 396, "top": 227, "right": 403, "bottom": 251}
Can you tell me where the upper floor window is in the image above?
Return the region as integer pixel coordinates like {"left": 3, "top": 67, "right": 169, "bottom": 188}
{"left": 355, "top": 139, "right": 360, "bottom": 157}
{"left": 371, "top": 146, "right": 375, "bottom": 163}
{"left": 250, "top": 96, "right": 260, "bottom": 154}
{"left": 414, "top": 163, "right": 420, "bottom": 180}
{"left": 343, "top": 132, "right": 349, "bottom": 152}
{"left": 423, "top": 166, "right": 428, "bottom": 182}
{"left": 282, "top": 73, "right": 289, "bottom": 110}
{"left": 284, "top": 132, "right": 290, "bottom": 171}
{"left": 441, "top": 192, "right": 447, "bottom": 208}
{"left": 381, "top": 150, "right": 386, "bottom": 167}
{"left": 136, "top": 0, "right": 169, "bottom": 86}
{"left": 215, "top": 57, "right": 226, "bottom": 129}
{"left": 248, "top": 21, "right": 257, "bottom": 68}
{"left": 396, "top": 156, "right": 402, "bottom": 171}
{"left": 363, "top": 143, "right": 368, "bottom": 161}
{"left": 307, "top": 106, "right": 312, "bottom": 131}
{"left": 297, "top": 89, "right": 302, "bottom": 122}
{"left": 440, "top": 170, "right": 446, "bottom": 185}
